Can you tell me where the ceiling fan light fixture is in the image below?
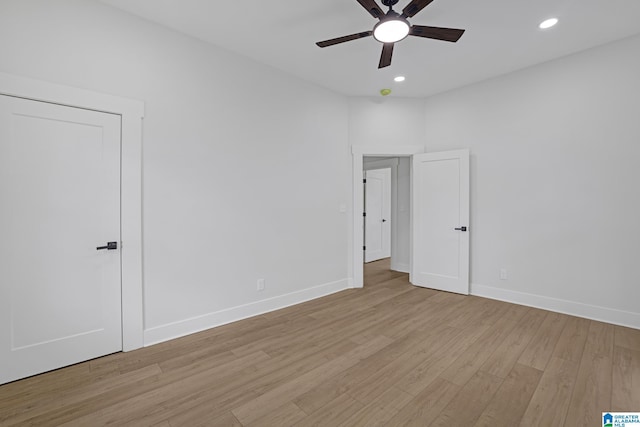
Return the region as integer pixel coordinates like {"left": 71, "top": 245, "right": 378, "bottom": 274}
{"left": 539, "top": 18, "right": 558, "bottom": 29}
{"left": 373, "top": 17, "right": 410, "bottom": 43}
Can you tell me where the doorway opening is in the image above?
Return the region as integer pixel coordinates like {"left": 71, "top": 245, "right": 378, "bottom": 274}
{"left": 352, "top": 146, "right": 470, "bottom": 294}
{"left": 352, "top": 145, "right": 424, "bottom": 288}
{"left": 362, "top": 157, "right": 410, "bottom": 288}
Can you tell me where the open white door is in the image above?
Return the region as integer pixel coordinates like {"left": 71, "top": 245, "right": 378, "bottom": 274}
{"left": 0, "top": 95, "right": 122, "bottom": 384}
{"left": 411, "top": 150, "right": 470, "bottom": 294}
{"left": 364, "top": 168, "right": 391, "bottom": 262}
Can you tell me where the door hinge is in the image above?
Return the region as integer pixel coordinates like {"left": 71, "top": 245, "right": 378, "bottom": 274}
{"left": 363, "top": 246, "right": 366, "bottom": 251}
{"left": 363, "top": 212, "right": 366, "bottom": 217}
{"left": 363, "top": 179, "right": 366, "bottom": 184}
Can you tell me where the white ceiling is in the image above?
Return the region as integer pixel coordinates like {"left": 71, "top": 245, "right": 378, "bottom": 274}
{"left": 100, "top": 0, "right": 640, "bottom": 98}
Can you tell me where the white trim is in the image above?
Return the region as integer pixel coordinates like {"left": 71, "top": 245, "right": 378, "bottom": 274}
{"left": 351, "top": 145, "right": 425, "bottom": 156}
{"left": 0, "top": 72, "right": 145, "bottom": 351}
{"left": 352, "top": 145, "right": 424, "bottom": 287}
{"left": 391, "top": 262, "right": 410, "bottom": 273}
{"left": 144, "top": 278, "right": 351, "bottom": 346}
{"left": 471, "top": 283, "right": 640, "bottom": 330}
{"left": 363, "top": 158, "right": 399, "bottom": 170}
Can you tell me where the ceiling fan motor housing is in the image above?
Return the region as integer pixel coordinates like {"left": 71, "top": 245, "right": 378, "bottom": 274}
{"left": 381, "top": 0, "right": 400, "bottom": 7}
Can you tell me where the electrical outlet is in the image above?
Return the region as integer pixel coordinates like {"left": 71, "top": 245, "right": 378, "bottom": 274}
{"left": 257, "top": 279, "right": 265, "bottom": 291}
{"left": 500, "top": 269, "right": 508, "bottom": 280}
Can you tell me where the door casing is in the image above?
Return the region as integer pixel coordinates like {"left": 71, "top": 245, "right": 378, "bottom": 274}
{"left": 0, "top": 71, "right": 145, "bottom": 351}
{"left": 351, "top": 146, "right": 424, "bottom": 288}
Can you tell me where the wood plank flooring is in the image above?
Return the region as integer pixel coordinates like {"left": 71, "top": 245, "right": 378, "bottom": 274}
{"left": 1, "top": 259, "right": 639, "bottom": 426}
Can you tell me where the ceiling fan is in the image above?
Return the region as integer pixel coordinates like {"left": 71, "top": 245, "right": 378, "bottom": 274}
{"left": 316, "top": 0, "right": 465, "bottom": 68}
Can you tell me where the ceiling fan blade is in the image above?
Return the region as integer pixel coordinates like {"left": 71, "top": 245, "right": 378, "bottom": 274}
{"left": 409, "top": 25, "right": 465, "bottom": 42}
{"left": 316, "top": 31, "right": 373, "bottom": 48}
{"left": 355, "top": 0, "right": 385, "bottom": 19}
{"left": 378, "top": 43, "right": 394, "bottom": 68}
{"left": 401, "top": 0, "right": 435, "bottom": 18}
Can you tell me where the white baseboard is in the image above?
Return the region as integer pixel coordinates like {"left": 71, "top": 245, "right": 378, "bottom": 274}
{"left": 471, "top": 283, "right": 640, "bottom": 330}
{"left": 144, "top": 278, "right": 350, "bottom": 346}
{"left": 390, "top": 262, "right": 410, "bottom": 274}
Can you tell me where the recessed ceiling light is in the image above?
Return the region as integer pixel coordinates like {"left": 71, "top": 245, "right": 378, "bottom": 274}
{"left": 539, "top": 18, "right": 558, "bottom": 29}
{"left": 394, "top": 76, "right": 406, "bottom": 82}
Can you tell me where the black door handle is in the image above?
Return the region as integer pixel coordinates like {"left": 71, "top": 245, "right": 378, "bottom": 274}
{"left": 97, "top": 241, "right": 118, "bottom": 250}
{"left": 382, "top": 219, "right": 387, "bottom": 222}
{"left": 454, "top": 226, "right": 467, "bottom": 232}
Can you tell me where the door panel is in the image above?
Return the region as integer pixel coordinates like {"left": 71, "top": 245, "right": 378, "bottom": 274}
{"left": 0, "top": 95, "right": 122, "bottom": 384}
{"left": 365, "top": 168, "right": 391, "bottom": 262}
{"left": 411, "top": 150, "right": 469, "bottom": 294}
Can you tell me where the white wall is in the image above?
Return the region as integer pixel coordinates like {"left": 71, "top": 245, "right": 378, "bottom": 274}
{"left": 349, "top": 97, "right": 426, "bottom": 147}
{"left": 0, "top": 0, "right": 350, "bottom": 344}
{"left": 423, "top": 34, "right": 640, "bottom": 327}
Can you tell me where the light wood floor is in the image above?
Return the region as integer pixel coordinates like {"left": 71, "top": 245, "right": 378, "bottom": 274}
{"left": 1, "top": 259, "right": 639, "bottom": 426}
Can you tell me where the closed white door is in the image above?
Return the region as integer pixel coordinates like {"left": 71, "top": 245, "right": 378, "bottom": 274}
{"left": 0, "top": 95, "right": 122, "bottom": 385}
{"left": 411, "top": 150, "right": 470, "bottom": 294}
{"left": 365, "top": 168, "right": 391, "bottom": 262}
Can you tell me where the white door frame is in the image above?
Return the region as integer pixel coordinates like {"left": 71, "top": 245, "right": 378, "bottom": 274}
{"left": 352, "top": 145, "right": 424, "bottom": 288}
{"left": 0, "top": 72, "right": 145, "bottom": 351}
